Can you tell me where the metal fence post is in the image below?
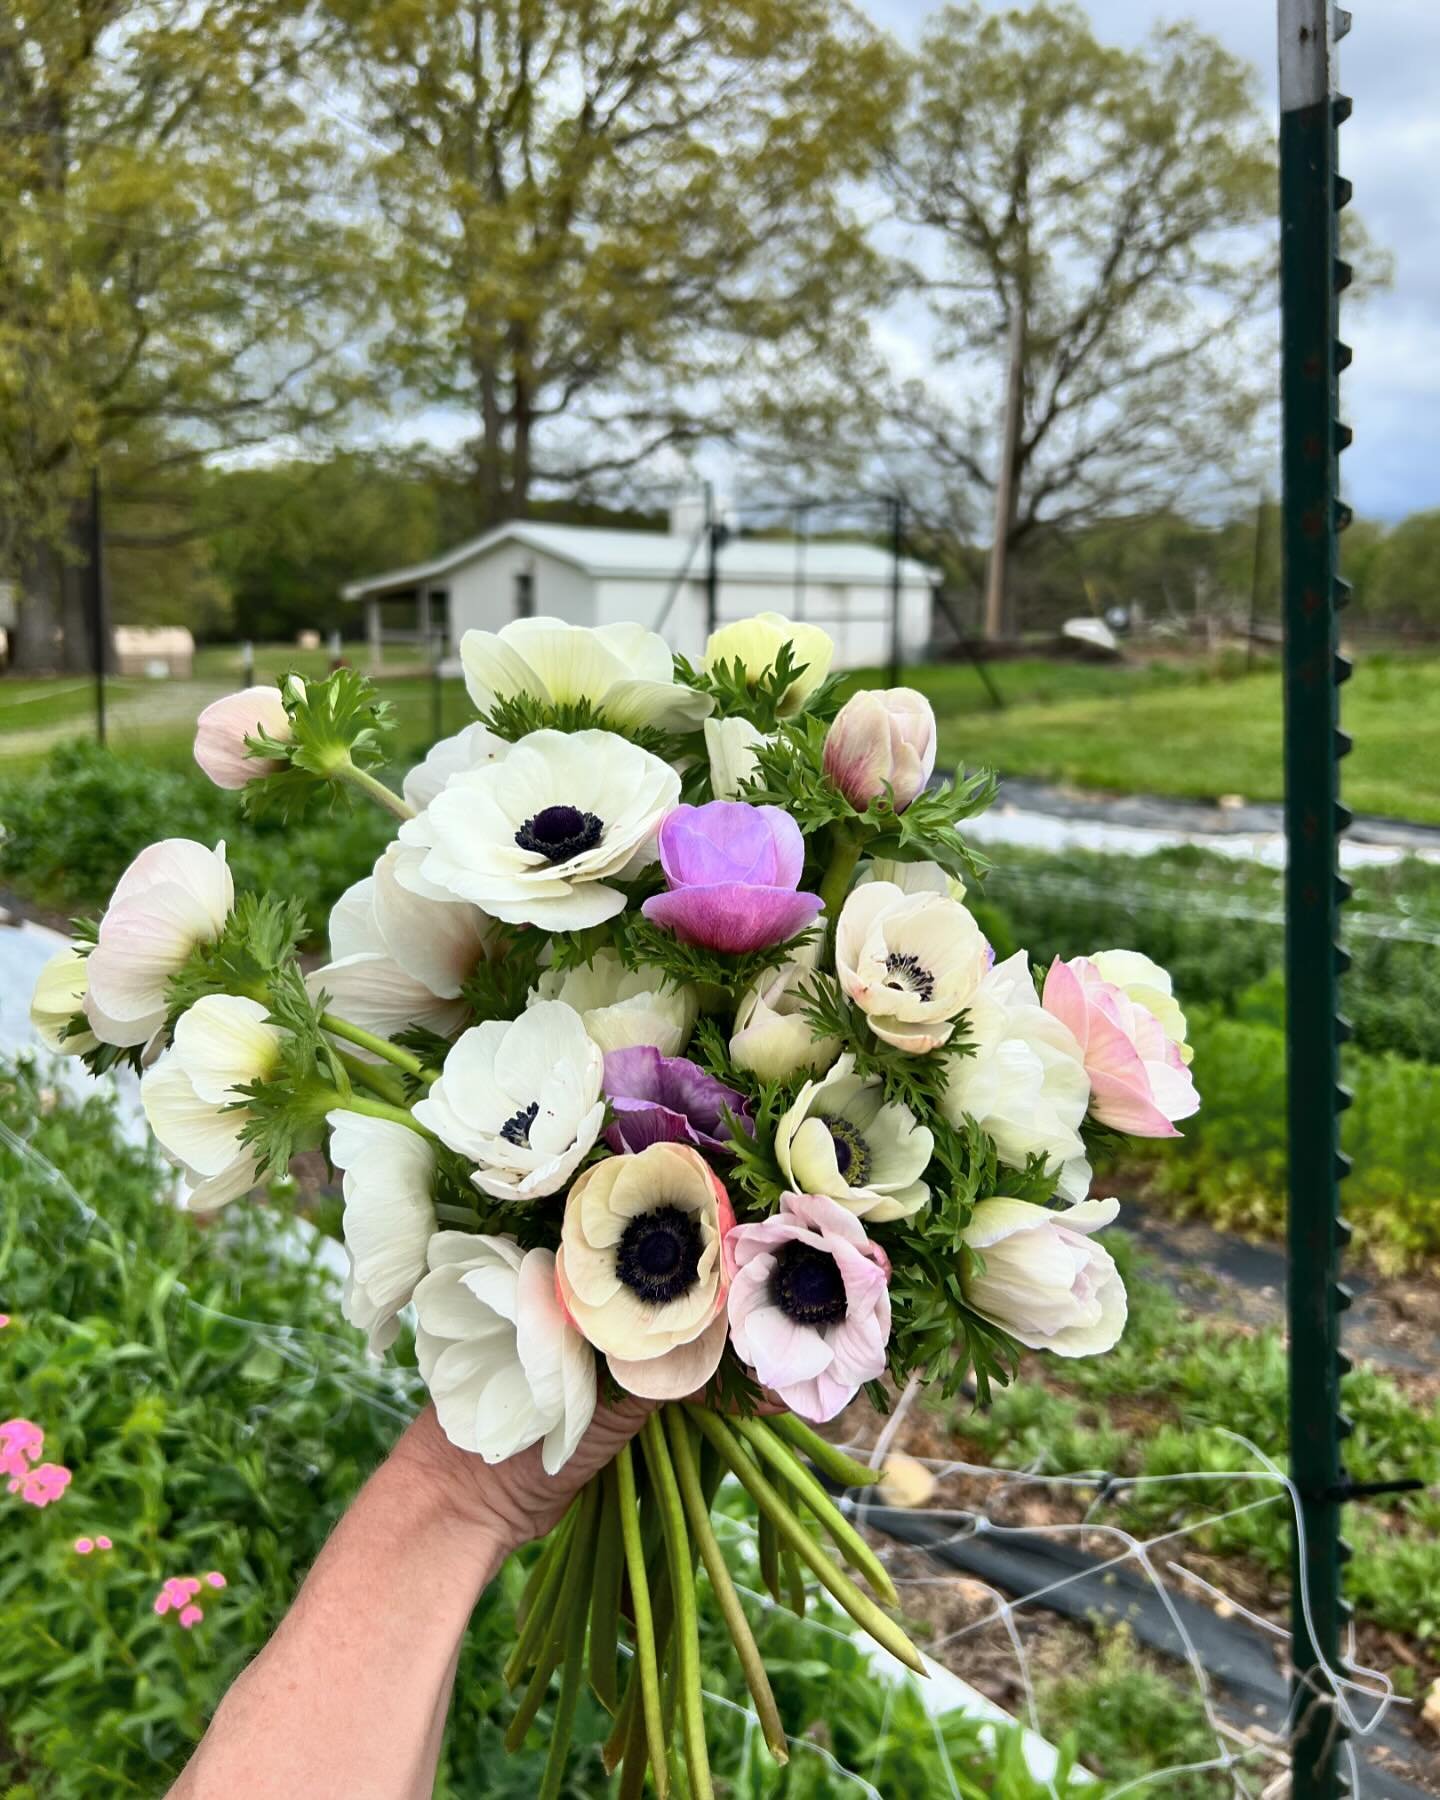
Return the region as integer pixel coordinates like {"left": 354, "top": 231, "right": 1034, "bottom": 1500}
{"left": 1279, "top": 4, "right": 1353, "bottom": 1796}
{"left": 88, "top": 467, "right": 108, "bottom": 747}
{"left": 887, "top": 494, "right": 904, "bottom": 688}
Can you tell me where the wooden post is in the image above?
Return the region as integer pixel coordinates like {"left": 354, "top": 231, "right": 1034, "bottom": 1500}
{"left": 983, "top": 305, "right": 1025, "bottom": 642}
{"left": 366, "top": 595, "right": 382, "bottom": 674}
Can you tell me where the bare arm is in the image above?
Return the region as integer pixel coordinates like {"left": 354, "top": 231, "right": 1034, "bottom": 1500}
{"left": 169, "top": 1399, "right": 649, "bottom": 1800}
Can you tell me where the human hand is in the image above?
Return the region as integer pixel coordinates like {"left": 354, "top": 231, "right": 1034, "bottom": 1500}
{"left": 394, "top": 1399, "right": 655, "bottom": 1564}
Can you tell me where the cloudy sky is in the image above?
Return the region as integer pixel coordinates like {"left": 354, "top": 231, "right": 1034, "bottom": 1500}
{"left": 872, "top": 0, "right": 1440, "bottom": 522}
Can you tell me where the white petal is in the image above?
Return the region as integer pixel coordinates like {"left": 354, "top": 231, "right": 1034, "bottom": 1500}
{"left": 141, "top": 1056, "right": 246, "bottom": 1178}
{"left": 172, "top": 995, "right": 280, "bottom": 1105}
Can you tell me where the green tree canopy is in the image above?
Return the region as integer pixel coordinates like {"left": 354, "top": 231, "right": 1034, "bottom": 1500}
{"left": 323, "top": 0, "right": 903, "bottom": 522}
{"left": 0, "top": 1, "right": 376, "bottom": 667}
{"left": 1366, "top": 512, "right": 1440, "bottom": 630}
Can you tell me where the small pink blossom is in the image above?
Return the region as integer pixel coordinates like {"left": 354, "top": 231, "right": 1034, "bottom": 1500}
{"left": 154, "top": 1572, "right": 224, "bottom": 1627}
{"left": 0, "top": 1313, "right": 10, "bottom": 1328}
{"left": 1042, "top": 955, "right": 1199, "bottom": 1138}
{"left": 204, "top": 1571, "right": 226, "bottom": 1589}
{"left": 725, "top": 1191, "right": 891, "bottom": 1423}
{"left": 9, "top": 1462, "right": 72, "bottom": 1507}
{"left": 0, "top": 1418, "right": 43, "bottom": 1478}
{"left": 179, "top": 1604, "right": 204, "bottom": 1629}
{"left": 96, "top": 1535, "right": 112, "bottom": 1550}
{"left": 74, "top": 1537, "right": 94, "bottom": 1555}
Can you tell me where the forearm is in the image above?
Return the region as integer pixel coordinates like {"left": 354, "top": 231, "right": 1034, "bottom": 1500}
{"left": 170, "top": 1412, "right": 503, "bottom": 1800}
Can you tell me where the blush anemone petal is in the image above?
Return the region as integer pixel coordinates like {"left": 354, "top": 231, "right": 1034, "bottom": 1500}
{"left": 641, "top": 884, "right": 821, "bottom": 955}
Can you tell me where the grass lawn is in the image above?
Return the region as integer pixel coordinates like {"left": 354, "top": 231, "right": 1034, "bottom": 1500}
{"left": 880, "top": 651, "right": 1440, "bottom": 824}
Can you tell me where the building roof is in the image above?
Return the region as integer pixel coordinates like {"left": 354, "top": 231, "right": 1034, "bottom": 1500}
{"left": 341, "top": 519, "right": 939, "bottom": 600}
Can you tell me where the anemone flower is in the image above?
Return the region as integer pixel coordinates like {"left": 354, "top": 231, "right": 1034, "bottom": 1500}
{"left": 726, "top": 1190, "right": 891, "bottom": 1422}
{"left": 775, "top": 1055, "right": 932, "bottom": 1221}
{"left": 602, "top": 1047, "right": 751, "bottom": 1154}
{"left": 641, "top": 801, "right": 821, "bottom": 955}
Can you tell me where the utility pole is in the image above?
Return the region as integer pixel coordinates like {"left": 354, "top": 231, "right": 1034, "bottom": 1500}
{"left": 983, "top": 304, "right": 1025, "bottom": 642}
{"left": 704, "top": 481, "right": 721, "bottom": 639}
{"left": 1279, "top": 3, "right": 1355, "bottom": 1796}
{"left": 887, "top": 494, "right": 904, "bottom": 688}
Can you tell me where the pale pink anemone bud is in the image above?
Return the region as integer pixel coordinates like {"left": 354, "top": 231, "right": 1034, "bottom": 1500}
{"left": 1042, "top": 955, "right": 1199, "bottom": 1138}
{"left": 84, "top": 839, "right": 233, "bottom": 1048}
{"left": 823, "top": 688, "right": 937, "bottom": 813}
{"left": 961, "top": 1197, "right": 1127, "bottom": 1358}
{"left": 725, "top": 1191, "right": 891, "bottom": 1424}
{"left": 641, "top": 802, "right": 822, "bottom": 956}
{"left": 193, "top": 685, "right": 291, "bottom": 789}
{"left": 557, "top": 1142, "right": 733, "bottom": 1400}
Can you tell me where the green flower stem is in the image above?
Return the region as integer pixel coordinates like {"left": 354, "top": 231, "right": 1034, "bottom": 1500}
{"left": 335, "top": 757, "right": 414, "bottom": 822}
{"left": 319, "top": 1013, "right": 436, "bottom": 1083}
{"left": 615, "top": 1441, "right": 669, "bottom": 1799}
{"left": 817, "top": 821, "right": 863, "bottom": 941}
{"left": 641, "top": 1413, "right": 713, "bottom": 1800}
{"left": 757, "top": 1508, "right": 782, "bottom": 1604}
{"left": 665, "top": 1408, "right": 789, "bottom": 1765}
{"left": 588, "top": 1462, "right": 624, "bottom": 1713}
{"left": 505, "top": 1480, "right": 599, "bottom": 1751}
{"left": 538, "top": 1534, "right": 594, "bottom": 1800}
{"left": 781, "top": 1546, "right": 807, "bottom": 1617}
{"left": 733, "top": 1416, "right": 898, "bottom": 1605}
{"left": 334, "top": 1048, "right": 408, "bottom": 1106}
{"left": 688, "top": 1409, "right": 926, "bottom": 1675}
{"left": 324, "top": 1092, "right": 433, "bottom": 1138}
{"left": 770, "top": 1411, "right": 883, "bottom": 1490}
{"left": 512, "top": 1503, "right": 577, "bottom": 1648}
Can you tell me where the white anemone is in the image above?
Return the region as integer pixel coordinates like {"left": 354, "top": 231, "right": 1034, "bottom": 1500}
{"left": 835, "top": 880, "right": 991, "bottom": 1054}
{"left": 461, "top": 616, "right": 711, "bottom": 734}
{"left": 140, "top": 994, "right": 280, "bottom": 1210}
{"left": 961, "top": 1196, "right": 1127, "bottom": 1358}
{"left": 328, "top": 1110, "right": 437, "bottom": 1352}
{"left": 703, "top": 613, "right": 833, "bottom": 716}
{"left": 730, "top": 960, "right": 842, "bottom": 1082}
{"left": 703, "top": 715, "right": 768, "bottom": 799}
{"left": 942, "top": 951, "right": 1092, "bottom": 1201}
{"left": 775, "top": 1054, "right": 933, "bottom": 1221}
{"left": 401, "top": 721, "right": 509, "bottom": 813}
{"left": 310, "top": 843, "right": 494, "bottom": 1042}
{"left": 415, "top": 1232, "right": 596, "bottom": 1473}
{"left": 30, "top": 948, "right": 99, "bottom": 1056}
{"left": 413, "top": 1001, "right": 605, "bottom": 1202}
{"left": 857, "top": 857, "right": 966, "bottom": 900}
{"left": 413, "top": 728, "right": 680, "bottom": 930}
{"left": 531, "top": 948, "right": 696, "bottom": 1057}
{"left": 85, "top": 839, "right": 233, "bottom": 1047}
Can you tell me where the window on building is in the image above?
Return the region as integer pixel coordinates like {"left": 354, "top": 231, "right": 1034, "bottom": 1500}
{"left": 515, "top": 569, "right": 535, "bottom": 618}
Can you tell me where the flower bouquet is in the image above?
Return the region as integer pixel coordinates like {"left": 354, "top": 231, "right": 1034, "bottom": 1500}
{"left": 36, "top": 612, "right": 1199, "bottom": 1795}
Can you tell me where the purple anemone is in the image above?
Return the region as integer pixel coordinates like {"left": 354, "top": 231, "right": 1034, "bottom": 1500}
{"left": 602, "top": 1047, "right": 753, "bottom": 1154}
{"left": 641, "top": 802, "right": 822, "bottom": 955}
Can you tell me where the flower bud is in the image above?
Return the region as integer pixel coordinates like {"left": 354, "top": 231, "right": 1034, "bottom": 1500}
{"left": 193, "top": 685, "right": 291, "bottom": 790}
{"left": 822, "top": 688, "right": 936, "bottom": 813}
{"left": 961, "top": 1197, "right": 1127, "bottom": 1357}
{"left": 30, "top": 948, "right": 98, "bottom": 1056}
{"left": 703, "top": 715, "right": 767, "bottom": 800}
{"left": 730, "top": 961, "right": 842, "bottom": 1082}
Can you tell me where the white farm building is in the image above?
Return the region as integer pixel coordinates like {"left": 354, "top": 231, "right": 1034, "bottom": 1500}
{"left": 341, "top": 501, "right": 939, "bottom": 672}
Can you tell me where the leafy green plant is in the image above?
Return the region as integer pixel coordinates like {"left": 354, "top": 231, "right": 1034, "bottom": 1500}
{"left": 0, "top": 740, "right": 392, "bottom": 941}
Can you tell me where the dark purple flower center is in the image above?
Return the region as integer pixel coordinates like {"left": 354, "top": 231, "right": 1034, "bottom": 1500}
{"left": 515, "top": 804, "right": 603, "bottom": 863}
{"left": 883, "top": 950, "right": 935, "bottom": 1004}
{"left": 818, "top": 1115, "right": 871, "bottom": 1186}
{"left": 772, "top": 1241, "right": 848, "bottom": 1327}
{"left": 616, "top": 1205, "right": 703, "bottom": 1306}
{"left": 499, "top": 1100, "right": 539, "bottom": 1147}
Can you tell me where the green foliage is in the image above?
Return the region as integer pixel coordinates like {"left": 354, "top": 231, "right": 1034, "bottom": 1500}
{"left": 242, "top": 667, "right": 399, "bottom": 822}
{"left": 0, "top": 741, "right": 392, "bottom": 944}
{"left": 678, "top": 644, "right": 843, "bottom": 734}
{"left": 1367, "top": 508, "right": 1440, "bottom": 630}
{"left": 477, "top": 690, "right": 697, "bottom": 772}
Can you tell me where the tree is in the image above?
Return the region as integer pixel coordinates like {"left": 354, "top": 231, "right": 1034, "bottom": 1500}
{"left": 882, "top": 3, "right": 1277, "bottom": 636}
{"left": 1366, "top": 512, "right": 1440, "bottom": 633}
{"left": 324, "top": 0, "right": 902, "bottom": 523}
{"left": 0, "top": 1, "right": 376, "bottom": 669}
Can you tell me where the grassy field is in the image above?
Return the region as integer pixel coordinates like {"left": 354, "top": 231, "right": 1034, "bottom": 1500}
{"left": 871, "top": 651, "right": 1440, "bottom": 823}
{"left": 4, "top": 644, "right": 1439, "bottom": 822}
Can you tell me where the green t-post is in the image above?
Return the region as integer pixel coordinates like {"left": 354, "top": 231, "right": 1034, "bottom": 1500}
{"left": 1278, "top": 3, "right": 1354, "bottom": 1796}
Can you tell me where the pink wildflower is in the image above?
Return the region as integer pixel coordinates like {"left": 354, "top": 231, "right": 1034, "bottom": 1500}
{"left": 179, "top": 1604, "right": 204, "bottom": 1629}
{"left": 204, "top": 1571, "right": 226, "bottom": 1589}
{"left": 0, "top": 1418, "right": 43, "bottom": 1479}
{"left": 96, "top": 1535, "right": 112, "bottom": 1551}
{"left": 10, "top": 1462, "right": 71, "bottom": 1507}
{"left": 75, "top": 1537, "right": 95, "bottom": 1555}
